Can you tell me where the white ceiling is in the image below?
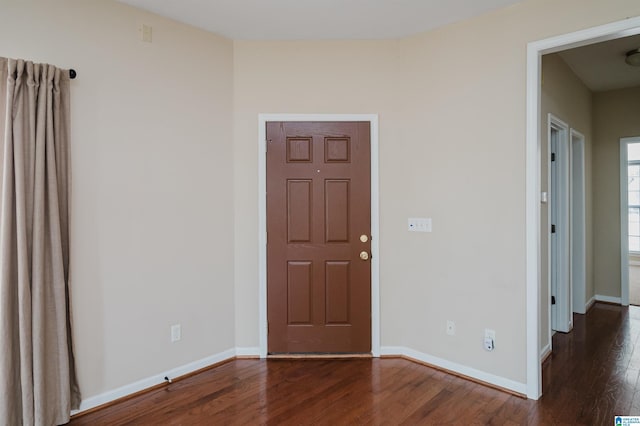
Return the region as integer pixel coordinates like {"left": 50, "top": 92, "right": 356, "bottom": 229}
{"left": 559, "top": 34, "right": 640, "bottom": 92}
{"left": 117, "top": 0, "right": 524, "bottom": 40}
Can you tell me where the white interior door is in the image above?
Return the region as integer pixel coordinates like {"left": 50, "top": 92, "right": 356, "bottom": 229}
{"left": 549, "top": 115, "right": 572, "bottom": 333}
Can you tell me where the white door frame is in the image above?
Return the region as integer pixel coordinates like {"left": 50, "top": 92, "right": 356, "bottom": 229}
{"left": 548, "top": 114, "right": 571, "bottom": 334}
{"left": 570, "top": 129, "right": 587, "bottom": 314}
{"left": 257, "top": 113, "right": 380, "bottom": 358}
{"left": 526, "top": 16, "right": 640, "bottom": 399}
{"left": 620, "top": 137, "right": 640, "bottom": 307}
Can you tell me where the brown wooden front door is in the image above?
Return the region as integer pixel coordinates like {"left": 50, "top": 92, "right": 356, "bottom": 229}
{"left": 267, "top": 121, "right": 371, "bottom": 353}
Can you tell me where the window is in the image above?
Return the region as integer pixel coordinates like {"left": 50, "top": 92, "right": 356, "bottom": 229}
{"left": 628, "top": 143, "right": 640, "bottom": 252}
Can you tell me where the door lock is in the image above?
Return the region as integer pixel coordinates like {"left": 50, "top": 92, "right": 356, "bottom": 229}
{"left": 359, "top": 251, "right": 369, "bottom": 261}
{"left": 360, "top": 234, "right": 369, "bottom": 243}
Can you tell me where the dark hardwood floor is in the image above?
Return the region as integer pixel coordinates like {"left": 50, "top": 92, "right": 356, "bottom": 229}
{"left": 68, "top": 303, "right": 640, "bottom": 425}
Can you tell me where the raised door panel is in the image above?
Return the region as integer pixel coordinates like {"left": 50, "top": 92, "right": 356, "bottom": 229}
{"left": 325, "top": 261, "right": 350, "bottom": 324}
{"left": 325, "top": 180, "right": 350, "bottom": 243}
{"left": 287, "top": 180, "right": 312, "bottom": 243}
{"left": 287, "top": 261, "right": 313, "bottom": 324}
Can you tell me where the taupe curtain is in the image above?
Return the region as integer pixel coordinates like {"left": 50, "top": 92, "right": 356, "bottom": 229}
{"left": 0, "top": 58, "right": 80, "bottom": 425}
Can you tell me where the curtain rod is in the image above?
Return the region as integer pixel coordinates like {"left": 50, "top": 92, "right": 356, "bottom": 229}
{"left": 69, "top": 69, "right": 77, "bottom": 79}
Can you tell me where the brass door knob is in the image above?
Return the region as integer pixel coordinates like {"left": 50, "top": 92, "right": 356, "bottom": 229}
{"left": 360, "top": 251, "right": 369, "bottom": 261}
{"left": 360, "top": 234, "right": 369, "bottom": 243}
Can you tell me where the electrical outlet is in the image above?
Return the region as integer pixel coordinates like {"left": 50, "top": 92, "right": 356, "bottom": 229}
{"left": 484, "top": 329, "right": 495, "bottom": 351}
{"left": 484, "top": 336, "right": 495, "bottom": 351}
{"left": 446, "top": 320, "right": 456, "bottom": 336}
{"left": 171, "top": 324, "right": 181, "bottom": 342}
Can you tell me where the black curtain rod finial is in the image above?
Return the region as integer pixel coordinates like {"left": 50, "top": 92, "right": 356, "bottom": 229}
{"left": 69, "top": 69, "right": 77, "bottom": 79}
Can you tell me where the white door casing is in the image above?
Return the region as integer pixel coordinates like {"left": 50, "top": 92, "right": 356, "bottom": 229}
{"left": 570, "top": 129, "right": 587, "bottom": 314}
{"left": 257, "top": 113, "right": 380, "bottom": 358}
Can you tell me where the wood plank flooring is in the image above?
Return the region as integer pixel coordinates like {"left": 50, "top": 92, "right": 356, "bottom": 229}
{"left": 67, "top": 303, "right": 640, "bottom": 425}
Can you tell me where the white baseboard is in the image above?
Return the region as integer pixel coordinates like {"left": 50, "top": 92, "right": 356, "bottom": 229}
{"left": 586, "top": 295, "right": 596, "bottom": 311}
{"left": 595, "top": 294, "right": 621, "bottom": 304}
{"left": 235, "top": 347, "right": 260, "bottom": 357}
{"left": 72, "top": 348, "right": 236, "bottom": 415}
{"left": 74, "top": 344, "right": 529, "bottom": 415}
{"left": 380, "top": 346, "right": 527, "bottom": 396}
{"left": 539, "top": 342, "right": 551, "bottom": 363}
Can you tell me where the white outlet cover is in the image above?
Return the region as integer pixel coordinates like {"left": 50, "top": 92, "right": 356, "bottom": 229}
{"left": 484, "top": 336, "right": 495, "bottom": 351}
{"left": 446, "top": 320, "right": 455, "bottom": 336}
{"left": 171, "top": 324, "right": 181, "bottom": 342}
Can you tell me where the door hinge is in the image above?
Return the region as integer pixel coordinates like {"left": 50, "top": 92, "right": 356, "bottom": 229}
{"left": 267, "top": 322, "right": 269, "bottom": 334}
{"left": 551, "top": 153, "right": 556, "bottom": 162}
{"left": 551, "top": 296, "right": 556, "bottom": 305}
{"left": 551, "top": 224, "right": 556, "bottom": 233}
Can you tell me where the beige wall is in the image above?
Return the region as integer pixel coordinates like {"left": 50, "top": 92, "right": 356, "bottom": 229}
{"left": 593, "top": 86, "right": 640, "bottom": 298}
{"left": 0, "top": 0, "right": 235, "bottom": 398}
{"left": 233, "top": 0, "right": 640, "bottom": 385}
{"left": 540, "top": 53, "right": 593, "bottom": 351}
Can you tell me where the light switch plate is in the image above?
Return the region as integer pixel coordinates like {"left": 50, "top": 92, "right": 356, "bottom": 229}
{"left": 408, "top": 217, "right": 432, "bottom": 232}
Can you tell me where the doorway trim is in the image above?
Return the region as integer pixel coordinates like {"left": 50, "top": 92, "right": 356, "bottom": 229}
{"left": 526, "top": 16, "right": 640, "bottom": 399}
{"left": 257, "top": 113, "right": 380, "bottom": 358}
{"left": 570, "top": 129, "right": 587, "bottom": 314}
{"left": 620, "top": 136, "right": 640, "bottom": 307}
